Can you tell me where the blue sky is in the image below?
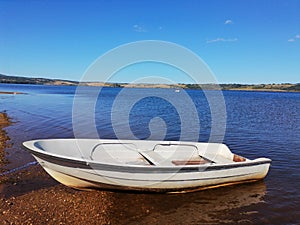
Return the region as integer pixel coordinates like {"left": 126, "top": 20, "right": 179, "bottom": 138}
{"left": 0, "top": 0, "right": 299, "bottom": 84}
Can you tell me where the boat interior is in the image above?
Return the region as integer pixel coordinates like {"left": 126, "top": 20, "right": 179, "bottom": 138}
{"left": 32, "top": 139, "right": 247, "bottom": 167}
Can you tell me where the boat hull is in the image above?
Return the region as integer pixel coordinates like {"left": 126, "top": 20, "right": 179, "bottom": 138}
{"left": 24, "top": 139, "right": 271, "bottom": 192}
{"left": 31, "top": 152, "right": 270, "bottom": 192}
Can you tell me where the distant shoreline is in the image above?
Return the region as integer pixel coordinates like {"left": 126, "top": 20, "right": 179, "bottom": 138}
{"left": 0, "top": 73, "right": 299, "bottom": 92}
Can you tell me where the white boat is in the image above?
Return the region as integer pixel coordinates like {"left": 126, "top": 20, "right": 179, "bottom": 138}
{"left": 23, "top": 139, "right": 271, "bottom": 192}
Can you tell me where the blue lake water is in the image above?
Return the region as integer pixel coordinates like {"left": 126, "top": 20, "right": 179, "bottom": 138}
{"left": 0, "top": 83, "right": 300, "bottom": 224}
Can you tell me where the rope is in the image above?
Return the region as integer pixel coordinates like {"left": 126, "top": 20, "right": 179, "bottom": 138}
{"left": 0, "top": 161, "right": 38, "bottom": 176}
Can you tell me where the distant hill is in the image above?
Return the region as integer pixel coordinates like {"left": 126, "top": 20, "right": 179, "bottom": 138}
{"left": 0, "top": 74, "right": 299, "bottom": 92}
{"left": 220, "top": 83, "right": 300, "bottom": 92}
{"left": 0, "top": 74, "right": 78, "bottom": 86}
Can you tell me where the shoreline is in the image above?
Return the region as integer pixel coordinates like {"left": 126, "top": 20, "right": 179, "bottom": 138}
{"left": 0, "top": 112, "right": 11, "bottom": 170}
{"left": 224, "top": 88, "right": 298, "bottom": 93}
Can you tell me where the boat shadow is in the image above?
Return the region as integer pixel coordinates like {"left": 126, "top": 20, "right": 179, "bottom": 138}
{"left": 97, "top": 181, "right": 267, "bottom": 224}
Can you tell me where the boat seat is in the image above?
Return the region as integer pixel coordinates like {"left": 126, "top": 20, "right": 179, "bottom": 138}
{"left": 203, "top": 153, "right": 233, "bottom": 164}
{"left": 139, "top": 151, "right": 174, "bottom": 166}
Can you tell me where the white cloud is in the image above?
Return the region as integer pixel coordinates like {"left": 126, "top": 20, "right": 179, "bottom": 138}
{"left": 224, "top": 20, "right": 233, "bottom": 25}
{"left": 133, "top": 24, "right": 147, "bottom": 32}
{"left": 206, "top": 37, "right": 238, "bottom": 43}
{"left": 288, "top": 34, "right": 300, "bottom": 42}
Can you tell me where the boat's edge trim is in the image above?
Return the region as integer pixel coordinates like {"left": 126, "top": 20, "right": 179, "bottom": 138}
{"left": 24, "top": 146, "right": 271, "bottom": 174}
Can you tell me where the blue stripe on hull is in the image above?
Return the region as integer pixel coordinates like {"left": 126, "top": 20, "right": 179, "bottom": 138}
{"left": 26, "top": 148, "right": 271, "bottom": 174}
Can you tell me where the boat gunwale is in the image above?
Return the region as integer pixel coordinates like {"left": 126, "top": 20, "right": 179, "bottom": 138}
{"left": 23, "top": 139, "right": 272, "bottom": 173}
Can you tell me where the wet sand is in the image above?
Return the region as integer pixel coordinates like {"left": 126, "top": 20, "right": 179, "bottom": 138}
{"left": 0, "top": 112, "right": 11, "bottom": 170}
